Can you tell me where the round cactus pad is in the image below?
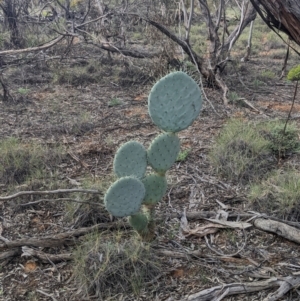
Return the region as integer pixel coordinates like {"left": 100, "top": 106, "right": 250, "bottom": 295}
{"left": 147, "top": 133, "right": 180, "bottom": 173}
{"left": 129, "top": 213, "right": 149, "bottom": 233}
{"left": 104, "top": 177, "right": 145, "bottom": 217}
{"left": 113, "top": 141, "right": 147, "bottom": 179}
{"left": 148, "top": 71, "right": 202, "bottom": 132}
{"left": 142, "top": 174, "right": 167, "bottom": 205}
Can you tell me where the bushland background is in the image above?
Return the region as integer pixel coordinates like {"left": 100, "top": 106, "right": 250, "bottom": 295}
{"left": 1, "top": 1, "right": 300, "bottom": 300}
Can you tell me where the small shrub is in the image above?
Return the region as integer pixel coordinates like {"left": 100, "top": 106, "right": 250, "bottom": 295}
{"left": 260, "top": 121, "right": 300, "bottom": 157}
{"left": 108, "top": 98, "right": 122, "bottom": 107}
{"left": 52, "top": 65, "right": 103, "bottom": 86}
{"left": 70, "top": 112, "right": 94, "bottom": 136}
{"left": 176, "top": 148, "right": 191, "bottom": 162}
{"left": 287, "top": 65, "right": 300, "bottom": 81}
{"left": 0, "top": 138, "right": 61, "bottom": 185}
{"left": 17, "top": 87, "right": 30, "bottom": 95}
{"left": 228, "top": 91, "right": 243, "bottom": 106}
{"left": 73, "top": 233, "right": 161, "bottom": 299}
{"left": 259, "top": 70, "right": 276, "bottom": 80}
{"left": 253, "top": 78, "right": 264, "bottom": 90}
{"left": 210, "top": 119, "right": 274, "bottom": 183}
{"left": 228, "top": 91, "right": 239, "bottom": 102}
{"left": 249, "top": 169, "right": 300, "bottom": 221}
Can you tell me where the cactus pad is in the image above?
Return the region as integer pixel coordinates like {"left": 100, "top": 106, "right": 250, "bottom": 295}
{"left": 147, "top": 132, "right": 180, "bottom": 173}
{"left": 148, "top": 71, "right": 202, "bottom": 132}
{"left": 142, "top": 174, "right": 168, "bottom": 205}
{"left": 113, "top": 141, "right": 147, "bottom": 179}
{"left": 104, "top": 177, "right": 145, "bottom": 217}
{"left": 129, "top": 213, "right": 149, "bottom": 233}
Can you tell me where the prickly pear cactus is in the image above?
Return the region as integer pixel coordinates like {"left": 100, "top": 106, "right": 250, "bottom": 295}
{"left": 147, "top": 132, "right": 180, "bottom": 174}
{"left": 129, "top": 212, "right": 149, "bottom": 233}
{"left": 142, "top": 173, "right": 168, "bottom": 205}
{"left": 113, "top": 141, "right": 147, "bottom": 179}
{"left": 103, "top": 71, "right": 203, "bottom": 241}
{"left": 104, "top": 176, "right": 145, "bottom": 217}
{"left": 148, "top": 71, "right": 202, "bottom": 133}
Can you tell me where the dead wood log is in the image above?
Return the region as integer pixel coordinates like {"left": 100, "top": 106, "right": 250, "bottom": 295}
{"left": 91, "top": 41, "right": 160, "bottom": 58}
{"left": 0, "top": 36, "right": 64, "bottom": 56}
{"left": 253, "top": 218, "right": 300, "bottom": 244}
{"left": 0, "top": 222, "right": 124, "bottom": 251}
{"left": 0, "top": 248, "right": 21, "bottom": 261}
{"left": 21, "top": 246, "right": 72, "bottom": 263}
{"left": 0, "top": 188, "right": 101, "bottom": 201}
{"left": 184, "top": 275, "right": 300, "bottom": 301}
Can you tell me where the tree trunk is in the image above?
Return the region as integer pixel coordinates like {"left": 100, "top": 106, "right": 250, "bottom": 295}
{"left": 250, "top": 0, "right": 300, "bottom": 46}
{"left": 0, "top": 0, "right": 24, "bottom": 48}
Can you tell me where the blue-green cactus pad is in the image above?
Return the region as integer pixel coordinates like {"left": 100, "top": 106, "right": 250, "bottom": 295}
{"left": 129, "top": 213, "right": 149, "bottom": 233}
{"left": 104, "top": 177, "right": 145, "bottom": 217}
{"left": 148, "top": 71, "right": 202, "bottom": 132}
{"left": 113, "top": 141, "right": 147, "bottom": 179}
{"left": 147, "top": 133, "right": 180, "bottom": 173}
{"left": 142, "top": 174, "right": 167, "bottom": 205}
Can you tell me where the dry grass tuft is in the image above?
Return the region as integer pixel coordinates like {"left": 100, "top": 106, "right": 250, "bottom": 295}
{"left": 249, "top": 169, "right": 300, "bottom": 221}
{"left": 73, "top": 232, "right": 162, "bottom": 300}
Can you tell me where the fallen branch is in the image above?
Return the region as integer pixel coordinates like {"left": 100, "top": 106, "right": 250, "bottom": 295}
{"left": 0, "top": 36, "right": 64, "bottom": 56}
{"left": 184, "top": 275, "right": 300, "bottom": 301}
{"left": 0, "top": 248, "right": 21, "bottom": 261}
{"left": 253, "top": 218, "right": 300, "bottom": 244}
{"left": 21, "top": 246, "right": 72, "bottom": 263}
{"left": 0, "top": 188, "right": 101, "bottom": 201}
{"left": 0, "top": 222, "right": 124, "bottom": 251}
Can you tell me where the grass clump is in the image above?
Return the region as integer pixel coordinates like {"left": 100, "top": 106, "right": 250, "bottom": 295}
{"left": 176, "top": 148, "right": 191, "bottom": 162}
{"left": 210, "top": 119, "right": 300, "bottom": 183}
{"left": 0, "top": 138, "right": 53, "bottom": 185}
{"left": 260, "top": 120, "right": 300, "bottom": 158}
{"left": 249, "top": 169, "right": 300, "bottom": 221}
{"left": 210, "top": 119, "right": 274, "bottom": 183}
{"left": 73, "top": 233, "right": 161, "bottom": 300}
{"left": 108, "top": 97, "right": 122, "bottom": 107}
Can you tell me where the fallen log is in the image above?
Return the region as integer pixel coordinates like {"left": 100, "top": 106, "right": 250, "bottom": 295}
{"left": 254, "top": 218, "right": 300, "bottom": 244}
{"left": 0, "top": 222, "right": 125, "bottom": 251}
{"left": 184, "top": 275, "right": 300, "bottom": 301}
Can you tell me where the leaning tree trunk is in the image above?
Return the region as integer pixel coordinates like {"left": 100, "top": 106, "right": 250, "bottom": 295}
{"left": 250, "top": 0, "right": 300, "bottom": 46}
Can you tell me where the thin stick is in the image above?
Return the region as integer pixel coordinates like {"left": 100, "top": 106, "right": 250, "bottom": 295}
{"left": 0, "top": 189, "right": 101, "bottom": 201}
{"left": 283, "top": 79, "right": 298, "bottom": 134}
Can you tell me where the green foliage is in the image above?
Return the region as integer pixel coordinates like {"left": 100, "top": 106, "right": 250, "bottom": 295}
{"left": 176, "top": 148, "right": 191, "bottom": 162}
{"left": 259, "top": 70, "right": 276, "bottom": 80}
{"left": 0, "top": 31, "right": 10, "bottom": 48}
{"left": 211, "top": 118, "right": 300, "bottom": 183}
{"left": 228, "top": 91, "right": 240, "bottom": 103}
{"left": 113, "top": 141, "right": 147, "bottom": 179}
{"left": 108, "top": 98, "right": 122, "bottom": 106}
{"left": 17, "top": 87, "right": 30, "bottom": 95}
{"left": 0, "top": 138, "right": 60, "bottom": 185}
{"left": 210, "top": 119, "right": 273, "bottom": 183}
{"left": 249, "top": 169, "right": 300, "bottom": 220}
{"left": 262, "top": 121, "right": 300, "bottom": 157}
{"left": 73, "top": 233, "right": 161, "bottom": 299}
{"left": 287, "top": 65, "right": 300, "bottom": 81}
{"left": 52, "top": 65, "right": 103, "bottom": 86}
{"left": 253, "top": 78, "right": 264, "bottom": 90}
